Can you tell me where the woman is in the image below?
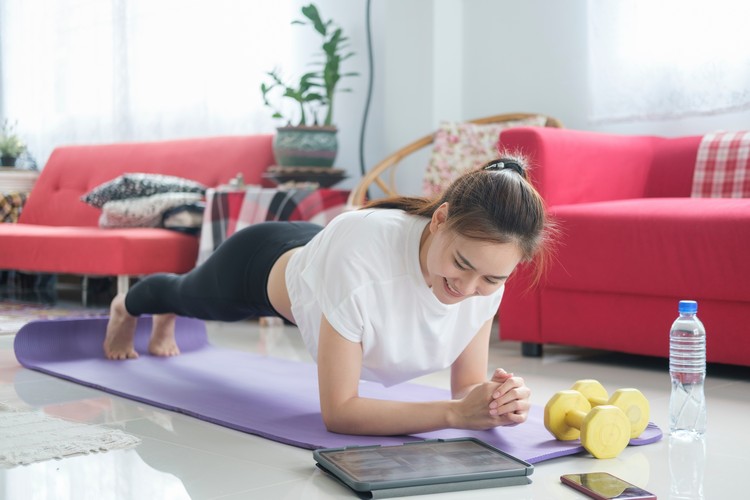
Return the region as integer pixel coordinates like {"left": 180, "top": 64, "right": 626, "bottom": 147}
{"left": 104, "top": 154, "right": 554, "bottom": 436}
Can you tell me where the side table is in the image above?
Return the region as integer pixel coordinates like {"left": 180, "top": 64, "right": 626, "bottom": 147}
{"left": 0, "top": 168, "right": 49, "bottom": 296}
{"left": 0, "top": 168, "right": 39, "bottom": 222}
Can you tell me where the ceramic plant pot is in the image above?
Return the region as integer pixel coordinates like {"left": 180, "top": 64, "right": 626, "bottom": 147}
{"left": 272, "top": 126, "right": 338, "bottom": 167}
{"left": 0, "top": 156, "right": 17, "bottom": 167}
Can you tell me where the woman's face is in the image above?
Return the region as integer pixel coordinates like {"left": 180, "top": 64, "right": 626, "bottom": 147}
{"left": 422, "top": 203, "right": 523, "bottom": 305}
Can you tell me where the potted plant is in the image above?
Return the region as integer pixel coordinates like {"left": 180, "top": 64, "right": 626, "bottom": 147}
{"left": 260, "top": 3, "right": 357, "bottom": 168}
{"left": 0, "top": 119, "right": 27, "bottom": 167}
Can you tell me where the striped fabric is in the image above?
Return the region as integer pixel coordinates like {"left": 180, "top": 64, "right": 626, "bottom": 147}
{"left": 691, "top": 131, "right": 750, "bottom": 198}
{"left": 197, "top": 186, "right": 349, "bottom": 265}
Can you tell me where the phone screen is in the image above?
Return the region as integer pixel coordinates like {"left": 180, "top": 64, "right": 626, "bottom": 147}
{"left": 560, "top": 472, "right": 656, "bottom": 500}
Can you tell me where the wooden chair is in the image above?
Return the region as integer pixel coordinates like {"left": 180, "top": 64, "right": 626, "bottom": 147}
{"left": 347, "top": 113, "right": 563, "bottom": 208}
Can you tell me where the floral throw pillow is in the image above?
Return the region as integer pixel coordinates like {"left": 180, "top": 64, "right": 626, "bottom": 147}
{"left": 422, "top": 116, "right": 548, "bottom": 197}
{"left": 99, "top": 192, "right": 204, "bottom": 228}
{"left": 81, "top": 173, "right": 207, "bottom": 208}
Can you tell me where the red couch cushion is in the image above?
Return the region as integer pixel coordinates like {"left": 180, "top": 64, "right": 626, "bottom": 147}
{"left": 0, "top": 224, "right": 198, "bottom": 276}
{"left": 549, "top": 198, "right": 750, "bottom": 301}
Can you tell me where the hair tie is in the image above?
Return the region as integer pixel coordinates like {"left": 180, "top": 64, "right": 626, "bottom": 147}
{"left": 484, "top": 160, "right": 524, "bottom": 176}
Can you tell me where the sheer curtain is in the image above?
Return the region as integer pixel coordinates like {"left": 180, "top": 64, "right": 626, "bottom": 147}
{"left": 0, "top": 0, "right": 296, "bottom": 166}
{"left": 587, "top": 0, "right": 750, "bottom": 123}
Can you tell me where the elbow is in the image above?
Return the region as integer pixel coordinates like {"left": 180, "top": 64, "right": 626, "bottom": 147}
{"left": 320, "top": 400, "right": 343, "bottom": 433}
{"left": 323, "top": 418, "right": 343, "bottom": 434}
{"left": 321, "top": 399, "right": 361, "bottom": 435}
{"left": 321, "top": 409, "right": 349, "bottom": 434}
{"left": 320, "top": 408, "right": 336, "bottom": 432}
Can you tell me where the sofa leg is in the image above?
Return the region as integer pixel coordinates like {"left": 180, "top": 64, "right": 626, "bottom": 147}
{"left": 521, "top": 342, "right": 543, "bottom": 357}
{"left": 117, "top": 275, "right": 130, "bottom": 295}
{"left": 81, "top": 276, "right": 88, "bottom": 307}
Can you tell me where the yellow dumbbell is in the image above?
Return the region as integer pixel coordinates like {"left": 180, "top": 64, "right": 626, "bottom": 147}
{"left": 544, "top": 390, "right": 631, "bottom": 459}
{"left": 571, "top": 379, "right": 650, "bottom": 439}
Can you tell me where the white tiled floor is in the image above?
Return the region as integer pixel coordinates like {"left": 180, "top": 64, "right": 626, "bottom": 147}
{"left": 1, "top": 315, "right": 748, "bottom": 499}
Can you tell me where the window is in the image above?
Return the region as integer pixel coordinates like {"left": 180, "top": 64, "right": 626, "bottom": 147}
{"left": 0, "top": 0, "right": 295, "bottom": 164}
{"left": 587, "top": 0, "right": 750, "bottom": 123}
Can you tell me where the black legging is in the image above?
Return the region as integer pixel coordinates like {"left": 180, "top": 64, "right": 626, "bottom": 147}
{"left": 124, "top": 221, "right": 322, "bottom": 321}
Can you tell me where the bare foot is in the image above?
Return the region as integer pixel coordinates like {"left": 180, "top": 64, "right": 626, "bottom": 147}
{"left": 148, "top": 313, "right": 179, "bottom": 357}
{"left": 104, "top": 294, "right": 139, "bottom": 360}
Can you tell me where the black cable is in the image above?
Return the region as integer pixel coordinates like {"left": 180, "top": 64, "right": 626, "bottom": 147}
{"left": 358, "top": 0, "right": 374, "bottom": 179}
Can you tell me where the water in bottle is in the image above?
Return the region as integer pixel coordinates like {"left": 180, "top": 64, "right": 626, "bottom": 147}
{"left": 669, "top": 300, "right": 706, "bottom": 438}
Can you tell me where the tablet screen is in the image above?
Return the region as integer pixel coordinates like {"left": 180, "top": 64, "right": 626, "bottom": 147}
{"left": 316, "top": 439, "right": 530, "bottom": 485}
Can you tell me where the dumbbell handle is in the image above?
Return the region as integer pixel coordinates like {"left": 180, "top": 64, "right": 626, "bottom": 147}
{"left": 587, "top": 396, "right": 609, "bottom": 406}
{"left": 564, "top": 409, "right": 587, "bottom": 431}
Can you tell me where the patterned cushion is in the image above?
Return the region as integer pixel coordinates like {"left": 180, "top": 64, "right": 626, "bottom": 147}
{"left": 691, "top": 130, "right": 750, "bottom": 198}
{"left": 99, "top": 192, "right": 204, "bottom": 228}
{"left": 162, "top": 202, "right": 205, "bottom": 235}
{"left": 81, "top": 173, "right": 207, "bottom": 208}
{"left": 422, "top": 116, "right": 548, "bottom": 197}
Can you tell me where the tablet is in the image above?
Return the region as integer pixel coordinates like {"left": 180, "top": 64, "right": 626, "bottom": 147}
{"left": 313, "top": 438, "right": 533, "bottom": 496}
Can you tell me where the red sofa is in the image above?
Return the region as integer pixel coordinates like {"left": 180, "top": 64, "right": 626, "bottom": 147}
{"left": 496, "top": 127, "right": 750, "bottom": 367}
{"left": 0, "top": 135, "right": 274, "bottom": 293}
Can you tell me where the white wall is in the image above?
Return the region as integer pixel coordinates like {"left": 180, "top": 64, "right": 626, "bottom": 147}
{"left": 462, "top": 0, "right": 590, "bottom": 129}
{"left": 356, "top": 0, "right": 750, "bottom": 194}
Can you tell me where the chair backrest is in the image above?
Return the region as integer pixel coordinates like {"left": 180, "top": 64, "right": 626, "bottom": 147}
{"left": 347, "top": 113, "right": 563, "bottom": 207}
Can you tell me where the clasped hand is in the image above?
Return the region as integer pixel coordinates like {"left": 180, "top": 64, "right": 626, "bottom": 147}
{"left": 456, "top": 368, "right": 530, "bottom": 430}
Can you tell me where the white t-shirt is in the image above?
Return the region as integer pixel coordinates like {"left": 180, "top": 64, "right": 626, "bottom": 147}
{"left": 285, "top": 208, "right": 504, "bottom": 386}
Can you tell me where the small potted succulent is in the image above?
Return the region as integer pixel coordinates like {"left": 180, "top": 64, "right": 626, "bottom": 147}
{"left": 260, "top": 3, "right": 358, "bottom": 168}
{"left": 0, "top": 119, "right": 27, "bottom": 167}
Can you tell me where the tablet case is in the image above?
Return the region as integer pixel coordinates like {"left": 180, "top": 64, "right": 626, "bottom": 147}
{"left": 313, "top": 438, "right": 533, "bottom": 498}
{"left": 316, "top": 463, "right": 531, "bottom": 499}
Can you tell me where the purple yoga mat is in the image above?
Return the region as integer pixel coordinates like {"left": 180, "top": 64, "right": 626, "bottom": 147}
{"left": 13, "top": 317, "right": 661, "bottom": 464}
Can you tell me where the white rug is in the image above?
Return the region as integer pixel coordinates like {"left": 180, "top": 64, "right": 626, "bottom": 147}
{"left": 0, "top": 402, "right": 141, "bottom": 467}
{"left": 0, "top": 302, "right": 108, "bottom": 336}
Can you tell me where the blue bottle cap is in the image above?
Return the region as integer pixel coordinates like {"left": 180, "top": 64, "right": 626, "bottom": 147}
{"left": 678, "top": 300, "right": 698, "bottom": 314}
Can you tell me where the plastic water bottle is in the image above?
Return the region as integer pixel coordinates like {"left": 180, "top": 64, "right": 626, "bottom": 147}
{"left": 669, "top": 300, "right": 706, "bottom": 438}
{"left": 669, "top": 434, "right": 706, "bottom": 499}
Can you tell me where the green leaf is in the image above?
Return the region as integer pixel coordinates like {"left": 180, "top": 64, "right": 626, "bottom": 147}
{"left": 302, "top": 4, "right": 326, "bottom": 35}
{"left": 259, "top": 3, "right": 359, "bottom": 127}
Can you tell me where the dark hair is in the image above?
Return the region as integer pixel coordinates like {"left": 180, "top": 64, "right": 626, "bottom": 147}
{"left": 364, "top": 152, "right": 555, "bottom": 282}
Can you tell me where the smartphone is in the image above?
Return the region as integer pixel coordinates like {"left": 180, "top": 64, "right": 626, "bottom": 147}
{"left": 560, "top": 472, "right": 656, "bottom": 500}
